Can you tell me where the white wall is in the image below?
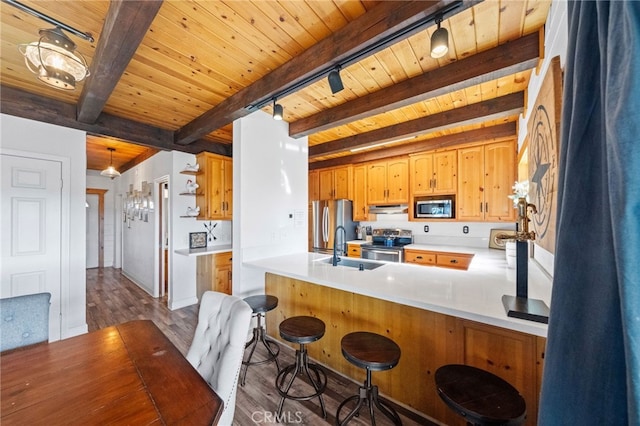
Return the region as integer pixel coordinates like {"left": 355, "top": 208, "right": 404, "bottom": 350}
{"left": 0, "top": 113, "right": 87, "bottom": 338}
{"left": 233, "top": 110, "right": 309, "bottom": 296}
{"left": 517, "top": 0, "right": 568, "bottom": 275}
{"left": 86, "top": 171, "right": 116, "bottom": 267}
{"left": 117, "top": 151, "right": 170, "bottom": 295}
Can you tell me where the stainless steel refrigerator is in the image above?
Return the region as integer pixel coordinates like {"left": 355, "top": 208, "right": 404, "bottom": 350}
{"left": 310, "top": 199, "right": 356, "bottom": 254}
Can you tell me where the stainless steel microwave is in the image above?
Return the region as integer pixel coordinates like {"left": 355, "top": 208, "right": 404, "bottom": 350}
{"left": 415, "top": 198, "right": 454, "bottom": 218}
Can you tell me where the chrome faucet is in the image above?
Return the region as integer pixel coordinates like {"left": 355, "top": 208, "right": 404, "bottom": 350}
{"left": 332, "top": 225, "right": 346, "bottom": 266}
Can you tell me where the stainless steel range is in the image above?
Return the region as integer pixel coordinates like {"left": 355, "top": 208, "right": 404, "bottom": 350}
{"left": 360, "top": 229, "right": 413, "bottom": 263}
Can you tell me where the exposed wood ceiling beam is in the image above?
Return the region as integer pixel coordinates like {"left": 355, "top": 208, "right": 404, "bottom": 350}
{"left": 1, "top": 85, "right": 230, "bottom": 156}
{"left": 174, "top": 0, "right": 473, "bottom": 145}
{"left": 291, "top": 31, "right": 540, "bottom": 138}
{"left": 77, "top": 0, "right": 163, "bottom": 124}
{"left": 309, "top": 91, "right": 524, "bottom": 158}
{"left": 309, "top": 122, "right": 517, "bottom": 170}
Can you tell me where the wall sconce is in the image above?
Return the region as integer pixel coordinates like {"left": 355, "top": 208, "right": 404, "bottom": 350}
{"left": 328, "top": 66, "right": 344, "bottom": 94}
{"left": 430, "top": 16, "right": 449, "bottom": 59}
{"left": 272, "top": 99, "right": 283, "bottom": 120}
{"left": 19, "top": 26, "right": 90, "bottom": 90}
{"left": 100, "top": 148, "right": 121, "bottom": 179}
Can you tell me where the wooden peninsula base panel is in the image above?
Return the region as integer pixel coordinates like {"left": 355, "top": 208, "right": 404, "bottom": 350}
{"left": 265, "top": 273, "right": 545, "bottom": 426}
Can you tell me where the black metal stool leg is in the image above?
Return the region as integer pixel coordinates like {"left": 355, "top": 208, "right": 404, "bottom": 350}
{"left": 241, "top": 313, "right": 281, "bottom": 386}
{"left": 336, "top": 369, "right": 402, "bottom": 426}
{"left": 302, "top": 358, "right": 327, "bottom": 418}
{"left": 336, "top": 391, "right": 366, "bottom": 426}
{"left": 371, "top": 385, "right": 402, "bottom": 425}
{"left": 276, "top": 343, "right": 327, "bottom": 418}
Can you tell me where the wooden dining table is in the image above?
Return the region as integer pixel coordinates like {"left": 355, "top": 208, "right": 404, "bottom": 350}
{"left": 1, "top": 319, "right": 223, "bottom": 425}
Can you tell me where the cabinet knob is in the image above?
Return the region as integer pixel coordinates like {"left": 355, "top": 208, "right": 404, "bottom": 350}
{"left": 450, "top": 259, "right": 458, "bottom": 264}
{"left": 416, "top": 256, "right": 423, "bottom": 259}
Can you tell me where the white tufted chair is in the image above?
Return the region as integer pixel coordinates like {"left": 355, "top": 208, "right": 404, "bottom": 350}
{"left": 186, "top": 291, "right": 252, "bottom": 426}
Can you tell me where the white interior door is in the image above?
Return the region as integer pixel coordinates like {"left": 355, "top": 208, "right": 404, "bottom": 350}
{"left": 86, "top": 194, "right": 99, "bottom": 268}
{"left": 1, "top": 153, "right": 62, "bottom": 340}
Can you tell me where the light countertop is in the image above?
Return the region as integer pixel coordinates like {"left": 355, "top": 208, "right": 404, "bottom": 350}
{"left": 174, "top": 244, "right": 232, "bottom": 256}
{"left": 244, "top": 248, "right": 552, "bottom": 337}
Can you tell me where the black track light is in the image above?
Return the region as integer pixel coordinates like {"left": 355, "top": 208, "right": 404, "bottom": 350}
{"left": 430, "top": 16, "right": 449, "bottom": 59}
{"left": 328, "top": 67, "right": 344, "bottom": 94}
{"left": 272, "top": 99, "right": 283, "bottom": 120}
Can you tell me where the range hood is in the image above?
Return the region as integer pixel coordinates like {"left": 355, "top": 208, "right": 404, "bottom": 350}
{"left": 368, "top": 204, "right": 408, "bottom": 214}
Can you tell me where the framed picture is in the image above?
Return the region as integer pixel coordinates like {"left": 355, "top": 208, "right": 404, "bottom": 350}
{"left": 489, "top": 229, "right": 517, "bottom": 250}
{"left": 189, "top": 232, "right": 207, "bottom": 249}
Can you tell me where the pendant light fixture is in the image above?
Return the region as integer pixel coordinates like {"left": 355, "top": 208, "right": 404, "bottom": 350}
{"left": 272, "top": 99, "right": 283, "bottom": 121}
{"left": 430, "top": 15, "right": 449, "bottom": 59}
{"left": 5, "top": 0, "right": 93, "bottom": 90}
{"left": 19, "top": 27, "right": 90, "bottom": 90}
{"left": 100, "top": 148, "right": 121, "bottom": 179}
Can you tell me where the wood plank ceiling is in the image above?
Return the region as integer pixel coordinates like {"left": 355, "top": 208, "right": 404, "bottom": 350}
{"left": 0, "top": 0, "right": 551, "bottom": 173}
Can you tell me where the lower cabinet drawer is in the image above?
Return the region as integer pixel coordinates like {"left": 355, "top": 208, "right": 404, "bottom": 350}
{"left": 405, "top": 250, "right": 436, "bottom": 265}
{"left": 436, "top": 253, "right": 473, "bottom": 270}
{"left": 405, "top": 249, "right": 474, "bottom": 270}
{"left": 347, "top": 244, "right": 362, "bottom": 257}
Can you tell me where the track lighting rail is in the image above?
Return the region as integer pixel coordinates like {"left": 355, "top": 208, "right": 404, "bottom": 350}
{"left": 245, "top": 0, "right": 463, "bottom": 112}
{"left": 3, "top": 0, "right": 94, "bottom": 42}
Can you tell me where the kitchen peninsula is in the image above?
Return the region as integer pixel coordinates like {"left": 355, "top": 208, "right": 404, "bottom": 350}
{"left": 244, "top": 249, "right": 551, "bottom": 425}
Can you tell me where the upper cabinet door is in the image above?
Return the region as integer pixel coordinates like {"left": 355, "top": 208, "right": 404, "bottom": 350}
{"left": 318, "top": 166, "right": 352, "bottom": 200}
{"left": 352, "top": 165, "right": 368, "bottom": 221}
{"left": 410, "top": 151, "right": 456, "bottom": 195}
{"left": 410, "top": 154, "right": 435, "bottom": 195}
{"left": 433, "top": 151, "right": 457, "bottom": 194}
{"left": 367, "top": 162, "right": 389, "bottom": 204}
{"left": 457, "top": 146, "right": 484, "bottom": 221}
{"left": 484, "top": 141, "right": 515, "bottom": 222}
{"left": 196, "top": 152, "right": 232, "bottom": 220}
{"left": 333, "top": 166, "right": 351, "bottom": 200}
{"left": 386, "top": 159, "right": 408, "bottom": 203}
{"left": 457, "top": 141, "right": 516, "bottom": 222}
{"left": 318, "top": 168, "right": 335, "bottom": 200}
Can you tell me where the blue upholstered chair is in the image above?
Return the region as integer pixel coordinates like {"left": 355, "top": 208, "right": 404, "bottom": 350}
{"left": 186, "top": 291, "right": 252, "bottom": 426}
{"left": 0, "top": 292, "right": 51, "bottom": 352}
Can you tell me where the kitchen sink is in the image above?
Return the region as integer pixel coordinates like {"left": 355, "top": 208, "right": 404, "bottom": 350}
{"left": 317, "top": 257, "right": 385, "bottom": 270}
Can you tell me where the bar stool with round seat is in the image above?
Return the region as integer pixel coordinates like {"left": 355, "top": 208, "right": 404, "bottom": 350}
{"left": 275, "top": 316, "right": 327, "bottom": 418}
{"left": 434, "top": 364, "right": 526, "bottom": 426}
{"left": 240, "top": 295, "right": 281, "bottom": 386}
{"left": 336, "top": 331, "right": 402, "bottom": 426}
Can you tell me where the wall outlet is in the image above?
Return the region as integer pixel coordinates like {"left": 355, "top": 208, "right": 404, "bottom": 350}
{"left": 424, "top": 225, "right": 429, "bottom": 233}
{"left": 463, "top": 226, "right": 469, "bottom": 234}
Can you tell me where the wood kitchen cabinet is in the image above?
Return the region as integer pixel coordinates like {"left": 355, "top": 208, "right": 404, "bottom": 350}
{"left": 404, "top": 248, "right": 473, "bottom": 270}
{"left": 213, "top": 252, "right": 232, "bottom": 295}
{"left": 196, "top": 251, "right": 232, "bottom": 298}
{"left": 457, "top": 141, "right": 516, "bottom": 222}
{"left": 410, "top": 150, "right": 457, "bottom": 195}
{"left": 196, "top": 152, "right": 233, "bottom": 220}
{"left": 457, "top": 319, "right": 543, "bottom": 426}
{"left": 367, "top": 158, "right": 408, "bottom": 204}
{"left": 309, "top": 169, "right": 320, "bottom": 201}
{"left": 352, "top": 164, "right": 369, "bottom": 221}
{"left": 346, "top": 243, "right": 362, "bottom": 258}
{"left": 319, "top": 165, "right": 351, "bottom": 200}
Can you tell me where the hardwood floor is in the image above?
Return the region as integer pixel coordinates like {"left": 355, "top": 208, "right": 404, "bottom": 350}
{"left": 86, "top": 268, "right": 436, "bottom": 426}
